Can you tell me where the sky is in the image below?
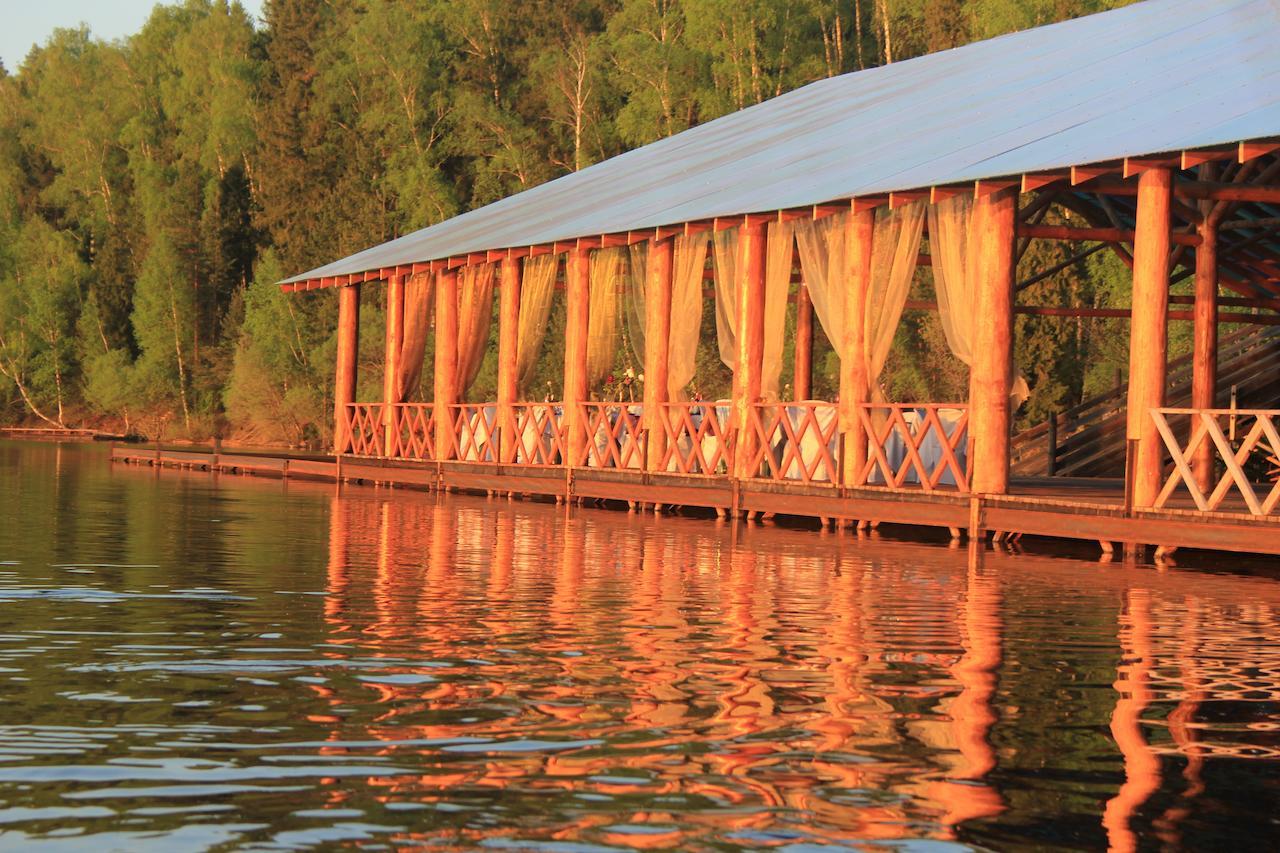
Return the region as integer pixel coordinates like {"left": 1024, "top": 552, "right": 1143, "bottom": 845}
{"left": 0, "top": 0, "right": 265, "bottom": 72}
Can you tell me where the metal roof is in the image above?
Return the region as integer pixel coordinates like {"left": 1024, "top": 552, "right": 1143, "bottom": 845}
{"left": 282, "top": 0, "right": 1280, "bottom": 285}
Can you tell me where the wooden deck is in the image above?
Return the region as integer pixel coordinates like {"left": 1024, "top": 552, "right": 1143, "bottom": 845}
{"left": 109, "top": 445, "right": 1280, "bottom": 559}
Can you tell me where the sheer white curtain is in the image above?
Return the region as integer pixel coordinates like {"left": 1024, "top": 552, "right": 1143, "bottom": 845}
{"left": 586, "top": 247, "right": 624, "bottom": 388}
{"left": 794, "top": 204, "right": 925, "bottom": 402}
{"left": 668, "top": 234, "right": 708, "bottom": 400}
{"left": 456, "top": 263, "right": 495, "bottom": 394}
{"left": 394, "top": 271, "right": 434, "bottom": 401}
{"left": 928, "top": 196, "right": 1030, "bottom": 404}
{"left": 515, "top": 253, "right": 559, "bottom": 392}
{"left": 625, "top": 243, "right": 648, "bottom": 364}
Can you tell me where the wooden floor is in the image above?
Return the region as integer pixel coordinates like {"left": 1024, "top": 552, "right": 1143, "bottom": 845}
{"left": 109, "top": 445, "right": 1280, "bottom": 559}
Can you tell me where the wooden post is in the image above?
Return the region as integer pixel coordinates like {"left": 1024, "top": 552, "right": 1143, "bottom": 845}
{"left": 382, "top": 274, "right": 405, "bottom": 456}
{"left": 1127, "top": 168, "right": 1172, "bottom": 509}
{"left": 1191, "top": 220, "right": 1218, "bottom": 494}
{"left": 794, "top": 282, "right": 814, "bottom": 400}
{"left": 733, "top": 220, "right": 767, "bottom": 480}
{"left": 969, "top": 187, "right": 1018, "bottom": 496}
{"left": 1046, "top": 413, "right": 1058, "bottom": 477}
{"left": 841, "top": 209, "right": 874, "bottom": 485}
{"left": 643, "top": 237, "right": 674, "bottom": 470}
{"left": 333, "top": 283, "right": 361, "bottom": 455}
{"left": 563, "top": 246, "right": 590, "bottom": 466}
{"left": 433, "top": 268, "right": 459, "bottom": 460}
{"left": 497, "top": 255, "right": 522, "bottom": 464}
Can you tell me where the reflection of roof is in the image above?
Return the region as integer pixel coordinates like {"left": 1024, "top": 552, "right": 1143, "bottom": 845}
{"left": 282, "top": 0, "right": 1280, "bottom": 286}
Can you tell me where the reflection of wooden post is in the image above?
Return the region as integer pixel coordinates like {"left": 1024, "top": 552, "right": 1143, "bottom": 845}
{"left": 795, "top": 283, "right": 814, "bottom": 400}
{"left": 733, "top": 220, "right": 767, "bottom": 479}
{"left": 334, "top": 283, "right": 361, "bottom": 454}
{"left": 842, "top": 209, "right": 873, "bottom": 485}
{"left": 382, "top": 274, "right": 405, "bottom": 455}
{"left": 1103, "top": 588, "right": 1159, "bottom": 852}
{"left": 1127, "top": 169, "right": 1172, "bottom": 508}
{"left": 433, "top": 269, "right": 459, "bottom": 460}
{"left": 1191, "top": 221, "right": 1218, "bottom": 494}
{"left": 969, "top": 188, "right": 1017, "bottom": 496}
{"left": 644, "top": 238, "right": 674, "bottom": 470}
{"left": 497, "top": 255, "right": 522, "bottom": 464}
{"left": 563, "top": 246, "right": 591, "bottom": 465}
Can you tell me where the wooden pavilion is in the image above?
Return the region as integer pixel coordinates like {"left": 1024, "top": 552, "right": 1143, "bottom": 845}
{"left": 277, "top": 0, "right": 1280, "bottom": 558}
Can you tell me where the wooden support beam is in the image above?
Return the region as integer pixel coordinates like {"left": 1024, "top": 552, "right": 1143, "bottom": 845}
{"left": 433, "top": 269, "right": 459, "bottom": 459}
{"left": 794, "top": 283, "right": 814, "bottom": 400}
{"left": 1239, "top": 140, "right": 1280, "bottom": 163}
{"left": 643, "top": 238, "right": 674, "bottom": 470}
{"left": 1018, "top": 223, "right": 1200, "bottom": 247}
{"left": 969, "top": 187, "right": 1018, "bottom": 496}
{"left": 497, "top": 255, "right": 522, "bottom": 464}
{"left": 334, "top": 283, "right": 361, "bottom": 454}
{"left": 889, "top": 190, "right": 928, "bottom": 208}
{"left": 382, "top": 273, "right": 405, "bottom": 453}
{"left": 1181, "top": 146, "right": 1236, "bottom": 170}
{"left": 733, "top": 220, "right": 768, "bottom": 480}
{"left": 1191, "top": 220, "right": 1218, "bottom": 493}
{"left": 851, "top": 196, "right": 888, "bottom": 214}
{"left": 1021, "top": 173, "right": 1067, "bottom": 192}
{"left": 842, "top": 209, "right": 874, "bottom": 486}
{"left": 563, "top": 247, "right": 591, "bottom": 464}
{"left": 1127, "top": 168, "right": 1172, "bottom": 510}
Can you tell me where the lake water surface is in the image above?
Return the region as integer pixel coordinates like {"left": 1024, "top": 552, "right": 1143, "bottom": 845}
{"left": 1, "top": 439, "right": 1278, "bottom": 850}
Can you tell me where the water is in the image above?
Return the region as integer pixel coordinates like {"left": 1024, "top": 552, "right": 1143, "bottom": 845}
{"left": 1, "top": 441, "right": 1278, "bottom": 851}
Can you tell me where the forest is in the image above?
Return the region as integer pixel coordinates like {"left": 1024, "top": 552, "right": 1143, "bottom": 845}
{"left": 0, "top": 0, "right": 1160, "bottom": 446}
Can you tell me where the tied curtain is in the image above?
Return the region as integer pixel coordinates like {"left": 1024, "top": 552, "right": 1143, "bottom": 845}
{"left": 794, "top": 204, "right": 927, "bottom": 408}
{"left": 927, "top": 196, "right": 1030, "bottom": 404}
{"left": 393, "top": 271, "right": 434, "bottom": 401}
{"left": 710, "top": 222, "right": 792, "bottom": 401}
{"left": 624, "top": 236, "right": 708, "bottom": 401}
{"left": 586, "top": 247, "right": 625, "bottom": 388}
{"left": 516, "top": 253, "right": 559, "bottom": 392}
{"left": 456, "top": 263, "right": 496, "bottom": 394}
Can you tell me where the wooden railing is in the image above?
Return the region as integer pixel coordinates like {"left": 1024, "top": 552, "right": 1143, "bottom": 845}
{"left": 345, "top": 403, "right": 386, "bottom": 457}
{"left": 1151, "top": 408, "right": 1280, "bottom": 516}
{"left": 511, "top": 403, "right": 565, "bottom": 466}
{"left": 447, "top": 404, "right": 498, "bottom": 462}
{"left": 856, "top": 403, "right": 970, "bottom": 492}
{"left": 656, "top": 401, "right": 734, "bottom": 476}
{"left": 388, "top": 403, "right": 435, "bottom": 461}
{"left": 578, "top": 403, "right": 645, "bottom": 469}
{"left": 746, "top": 402, "right": 840, "bottom": 483}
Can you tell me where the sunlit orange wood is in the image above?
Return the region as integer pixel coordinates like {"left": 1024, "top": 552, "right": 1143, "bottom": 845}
{"left": 733, "top": 221, "right": 768, "bottom": 479}
{"left": 333, "top": 283, "right": 361, "bottom": 454}
{"left": 1191, "top": 222, "right": 1218, "bottom": 493}
{"left": 433, "top": 269, "right": 459, "bottom": 460}
{"left": 497, "top": 256, "right": 522, "bottom": 463}
{"left": 794, "top": 282, "right": 814, "bottom": 399}
{"left": 969, "top": 187, "right": 1018, "bottom": 495}
{"left": 382, "top": 273, "right": 405, "bottom": 453}
{"left": 644, "top": 238, "right": 674, "bottom": 470}
{"left": 563, "top": 247, "right": 591, "bottom": 465}
{"left": 841, "top": 208, "right": 874, "bottom": 485}
{"left": 1127, "top": 168, "right": 1172, "bottom": 508}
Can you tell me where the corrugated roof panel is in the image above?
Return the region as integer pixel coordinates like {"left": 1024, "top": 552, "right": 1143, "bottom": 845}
{"left": 282, "top": 0, "right": 1280, "bottom": 285}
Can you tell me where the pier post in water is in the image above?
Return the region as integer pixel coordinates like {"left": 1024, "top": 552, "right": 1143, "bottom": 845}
{"left": 1126, "top": 168, "right": 1172, "bottom": 508}
{"left": 333, "top": 282, "right": 361, "bottom": 455}
{"left": 969, "top": 187, "right": 1017, "bottom": 496}
{"left": 497, "top": 252, "right": 522, "bottom": 464}
{"left": 643, "top": 237, "right": 674, "bottom": 470}
{"left": 433, "top": 268, "right": 459, "bottom": 460}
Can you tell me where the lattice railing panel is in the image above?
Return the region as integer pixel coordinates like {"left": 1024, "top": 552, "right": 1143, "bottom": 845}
{"left": 746, "top": 402, "right": 841, "bottom": 483}
{"left": 857, "top": 404, "right": 970, "bottom": 492}
{"left": 511, "top": 404, "right": 565, "bottom": 466}
{"left": 658, "top": 402, "right": 734, "bottom": 476}
{"left": 389, "top": 403, "right": 435, "bottom": 461}
{"left": 1151, "top": 408, "right": 1280, "bottom": 515}
{"left": 448, "top": 404, "right": 498, "bottom": 463}
{"left": 346, "top": 403, "right": 386, "bottom": 457}
{"left": 579, "top": 403, "right": 645, "bottom": 469}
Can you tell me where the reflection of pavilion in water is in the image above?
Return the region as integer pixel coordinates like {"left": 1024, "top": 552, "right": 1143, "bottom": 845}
{"left": 319, "top": 489, "right": 1280, "bottom": 848}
